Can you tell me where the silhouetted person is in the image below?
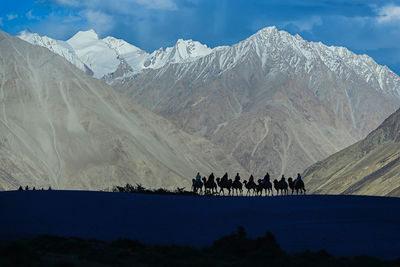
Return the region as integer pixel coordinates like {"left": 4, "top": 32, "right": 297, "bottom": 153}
{"left": 221, "top": 172, "right": 228, "bottom": 183}
{"left": 232, "top": 173, "right": 243, "bottom": 196}
{"left": 48, "top": 186, "right": 52, "bottom": 190}
{"left": 205, "top": 173, "right": 217, "bottom": 194}
{"left": 249, "top": 174, "right": 254, "bottom": 183}
{"left": 195, "top": 172, "right": 201, "bottom": 182}
{"left": 262, "top": 173, "right": 270, "bottom": 184}
{"left": 235, "top": 173, "right": 240, "bottom": 181}
{"left": 295, "top": 173, "right": 302, "bottom": 186}
{"left": 32, "top": 187, "right": 36, "bottom": 191}
{"left": 18, "top": 186, "right": 23, "bottom": 191}
{"left": 25, "top": 185, "right": 29, "bottom": 191}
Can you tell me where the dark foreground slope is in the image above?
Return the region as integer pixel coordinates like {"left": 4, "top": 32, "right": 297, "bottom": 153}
{"left": 304, "top": 108, "right": 400, "bottom": 196}
{"left": 1, "top": 191, "right": 400, "bottom": 259}
{"left": 2, "top": 231, "right": 399, "bottom": 267}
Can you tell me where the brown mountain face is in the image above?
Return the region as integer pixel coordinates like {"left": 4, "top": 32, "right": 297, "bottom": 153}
{"left": 0, "top": 30, "right": 247, "bottom": 191}
{"left": 303, "top": 108, "right": 400, "bottom": 196}
{"left": 112, "top": 27, "right": 400, "bottom": 179}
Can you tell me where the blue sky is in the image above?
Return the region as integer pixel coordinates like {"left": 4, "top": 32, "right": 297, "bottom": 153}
{"left": 2, "top": 0, "right": 400, "bottom": 74}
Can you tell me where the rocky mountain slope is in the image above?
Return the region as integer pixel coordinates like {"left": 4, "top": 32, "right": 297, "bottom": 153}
{"left": 0, "top": 30, "right": 246, "bottom": 191}
{"left": 116, "top": 27, "right": 400, "bottom": 178}
{"left": 303, "top": 108, "right": 400, "bottom": 197}
{"left": 19, "top": 27, "right": 400, "bottom": 180}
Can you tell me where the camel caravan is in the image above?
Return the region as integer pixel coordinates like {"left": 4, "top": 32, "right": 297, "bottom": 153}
{"left": 192, "top": 172, "right": 306, "bottom": 196}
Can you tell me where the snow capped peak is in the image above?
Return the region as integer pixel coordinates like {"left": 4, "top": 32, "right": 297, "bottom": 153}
{"left": 103, "top": 36, "right": 146, "bottom": 55}
{"left": 18, "top": 29, "right": 34, "bottom": 38}
{"left": 68, "top": 29, "right": 99, "bottom": 44}
{"left": 172, "top": 38, "right": 212, "bottom": 59}
{"left": 17, "top": 30, "right": 91, "bottom": 75}
{"left": 253, "top": 25, "right": 278, "bottom": 34}
{"left": 252, "top": 26, "right": 279, "bottom": 38}
{"left": 17, "top": 27, "right": 400, "bottom": 97}
{"left": 66, "top": 30, "right": 120, "bottom": 78}
{"left": 17, "top": 30, "right": 49, "bottom": 45}
{"left": 141, "top": 38, "right": 212, "bottom": 70}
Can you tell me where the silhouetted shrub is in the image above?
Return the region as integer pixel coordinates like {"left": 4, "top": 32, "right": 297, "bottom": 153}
{"left": 211, "top": 226, "right": 284, "bottom": 259}
{"left": 111, "top": 184, "right": 199, "bottom": 196}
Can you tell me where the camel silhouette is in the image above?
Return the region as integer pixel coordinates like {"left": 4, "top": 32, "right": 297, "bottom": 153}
{"left": 264, "top": 179, "right": 273, "bottom": 196}
{"left": 226, "top": 179, "right": 233, "bottom": 195}
{"left": 202, "top": 173, "right": 217, "bottom": 195}
{"left": 216, "top": 176, "right": 232, "bottom": 196}
{"left": 232, "top": 173, "right": 243, "bottom": 196}
{"left": 256, "top": 179, "right": 264, "bottom": 196}
{"left": 192, "top": 178, "right": 203, "bottom": 194}
{"left": 288, "top": 177, "right": 306, "bottom": 195}
{"left": 256, "top": 179, "right": 273, "bottom": 196}
{"left": 273, "top": 176, "right": 288, "bottom": 196}
{"left": 243, "top": 178, "right": 257, "bottom": 196}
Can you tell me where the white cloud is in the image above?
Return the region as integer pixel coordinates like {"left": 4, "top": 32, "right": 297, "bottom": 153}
{"left": 6, "top": 14, "right": 19, "bottom": 21}
{"left": 26, "top": 10, "right": 40, "bottom": 20}
{"left": 284, "top": 16, "right": 322, "bottom": 32}
{"left": 377, "top": 5, "right": 400, "bottom": 23}
{"left": 83, "top": 10, "right": 114, "bottom": 34}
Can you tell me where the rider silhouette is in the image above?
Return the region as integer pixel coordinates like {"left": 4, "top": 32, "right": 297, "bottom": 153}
{"left": 262, "top": 172, "right": 270, "bottom": 184}
{"left": 295, "top": 173, "right": 302, "bottom": 186}
{"left": 221, "top": 172, "right": 228, "bottom": 183}
{"left": 249, "top": 174, "right": 254, "bottom": 183}
{"left": 195, "top": 172, "right": 201, "bottom": 182}
{"left": 235, "top": 173, "right": 241, "bottom": 181}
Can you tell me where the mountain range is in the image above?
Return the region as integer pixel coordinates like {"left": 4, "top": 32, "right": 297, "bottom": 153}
{"left": 18, "top": 27, "right": 400, "bottom": 183}
{"left": 18, "top": 29, "right": 212, "bottom": 79}
{"left": 0, "top": 30, "right": 247, "bottom": 190}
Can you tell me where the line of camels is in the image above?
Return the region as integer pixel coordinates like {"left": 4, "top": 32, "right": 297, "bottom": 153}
{"left": 192, "top": 172, "right": 306, "bottom": 196}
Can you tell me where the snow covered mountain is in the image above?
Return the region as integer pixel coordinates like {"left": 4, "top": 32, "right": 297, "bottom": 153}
{"left": 18, "top": 29, "right": 212, "bottom": 79}
{"left": 18, "top": 30, "right": 93, "bottom": 76}
{"left": 17, "top": 27, "right": 400, "bottom": 186}
{"left": 114, "top": 26, "right": 400, "bottom": 179}
{"left": 0, "top": 30, "right": 246, "bottom": 191}
{"left": 18, "top": 27, "right": 400, "bottom": 100}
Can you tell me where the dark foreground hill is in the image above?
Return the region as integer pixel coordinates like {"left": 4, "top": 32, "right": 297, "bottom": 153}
{"left": 1, "top": 191, "right": 400, "bottom": 259}
{"left": 2, "top": 230, "right": 399, "bottom": 267}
